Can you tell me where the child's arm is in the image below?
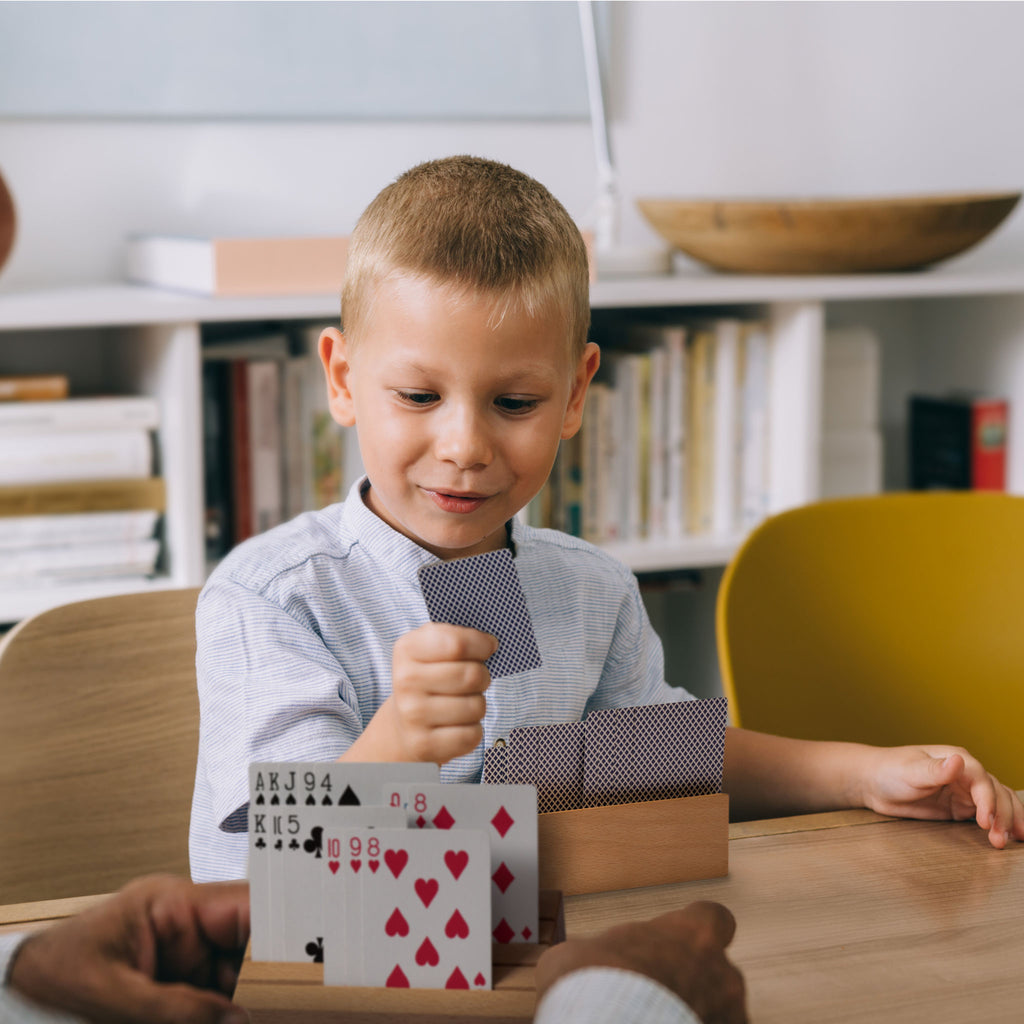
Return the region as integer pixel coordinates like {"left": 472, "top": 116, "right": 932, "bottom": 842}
{"left": 340, "top": 622, "right": 497, "bottom": 766}
{"left": 723, "top": 727, "right": 1024, "bottom": 849}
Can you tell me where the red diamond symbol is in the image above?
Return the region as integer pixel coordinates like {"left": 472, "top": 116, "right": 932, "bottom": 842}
{"left": 415, "top": 816, "right": 427, "bottom": 829}
{"left": 491, "top": 805, "right": 514, "bottom": 838}
{"left": 432, "top": 806, "right": 455, "bottom": 830}
{"left": 492, "top": 861, "right": 515, "bottom": 894}
{"left": 493, "top": 918, "right": 515, "bottom": 943}
{"left": 521, "top": 926, "right": 532, "bottom": 940}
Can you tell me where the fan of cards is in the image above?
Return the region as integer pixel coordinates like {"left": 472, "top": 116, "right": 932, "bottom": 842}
{"left": 484, "top": 698, "right": 729, "bottom": 813}
{"left": 247, "top": 762, "right": 539, "bottom": 991}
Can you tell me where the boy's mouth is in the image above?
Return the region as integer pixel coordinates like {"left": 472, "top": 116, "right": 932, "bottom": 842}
{"left": 425, "top": 489, "right": 489, "bottom": 514}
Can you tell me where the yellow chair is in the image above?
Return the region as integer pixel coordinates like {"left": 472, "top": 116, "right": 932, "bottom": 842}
{"left": 0, "top": 587, "right": 201, "bottom": 903}
{"left": 717, "top": 492, "right": 1024, "bottom": 789}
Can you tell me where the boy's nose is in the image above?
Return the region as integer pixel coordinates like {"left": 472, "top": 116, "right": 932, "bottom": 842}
{"left": 433, "top": 406, "right": 493, "bottom": 469}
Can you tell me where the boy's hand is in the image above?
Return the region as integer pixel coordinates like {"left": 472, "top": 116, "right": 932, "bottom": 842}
{"left": 382, "top": 622, "right": 496, "bottom": 765}
{"left": 859, "top": 744, "right": 1024, "bottom": 849}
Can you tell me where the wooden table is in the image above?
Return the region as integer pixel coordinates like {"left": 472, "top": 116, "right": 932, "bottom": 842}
{"left": 2, "top": 806, "right": 1021, "bottom": 1023}
{"left": 568, "top": 807, "right": 1024, "bottom": 1023}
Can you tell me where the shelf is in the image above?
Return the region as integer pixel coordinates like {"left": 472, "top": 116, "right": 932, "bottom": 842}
{"left": 2, "top": 259, "right": 1023, "bottom": 620}
{"left": 4, "top": 248, "right": 1024, "bottom": 332}
{"left": 602, "top": 535, "right": 743, "bottom": 573}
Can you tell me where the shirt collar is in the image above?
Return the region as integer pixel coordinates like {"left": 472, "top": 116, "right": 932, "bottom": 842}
{"left": 341, "top": 476, "right": 522, "bottom": 580}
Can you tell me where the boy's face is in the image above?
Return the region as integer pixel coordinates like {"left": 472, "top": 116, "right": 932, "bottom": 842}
{"left": 321, "top": 274, "right": 599, "bottom": 560}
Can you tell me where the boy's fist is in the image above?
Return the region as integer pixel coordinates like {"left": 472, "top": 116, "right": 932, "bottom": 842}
{"left": 385, "top": 622, "right": 497, "bottom": 765}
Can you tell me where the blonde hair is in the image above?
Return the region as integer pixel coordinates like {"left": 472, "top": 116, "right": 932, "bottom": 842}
{"left": 341, "top": 155, "right": 590, "bottom": 360}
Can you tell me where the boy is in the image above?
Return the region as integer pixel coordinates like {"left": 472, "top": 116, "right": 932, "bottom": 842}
{"left": 190, "top": 156, "right": 1023, "bottom": 882}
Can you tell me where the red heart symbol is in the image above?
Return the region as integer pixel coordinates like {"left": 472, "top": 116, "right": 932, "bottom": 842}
{"left": 415, "top": 877, "right": 439, "bottom": 908}
{"left": 385, "top": 908, "right": 409, "bottom": 937}
{"left": 368, "top": 859, "right": 380, "bottom": 873}
{"left": 386, "top": 965, "right": 409, "bottom": 988}
{"left": 445, "top": 967, "right": 469, "bottom": 989}
{"left": 444, "top": 849, "right": 469, "bottom": 880}
{"left": 445, "top": 909, "right": 469, "bottom": 939}
{"left": 328, "top": 860, "right": 340, "bottom": 875}
{"left": 474, "top": 972, "right": 486, "bottom": 987}
{"left": 415, "top": 937, "right": 439, "bottom": 966}
{"left": 349, "top": 859, "right": 361, "bottom": 874}
{"left": 385, "top": 849, "right": 408, "bottom": 879}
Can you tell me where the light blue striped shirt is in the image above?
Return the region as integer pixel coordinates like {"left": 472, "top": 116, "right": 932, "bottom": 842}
{"left": 190, "top": 479, "right": 692, "bottom": 883}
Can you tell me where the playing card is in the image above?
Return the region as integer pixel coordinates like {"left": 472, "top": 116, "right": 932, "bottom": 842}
{"left": 341, "top": 827, "right": 492, "bottom": 990}
{"left": 506, "top": 721, "right": 585, "bottom": 812}
{"left": 246, "top": 763, "right": 274, "bottom": 961}
{"left": 481, "top": 742, "right": 508, "bottom": 785}
{"left": 583, "top": 698, "right": 729, "bottom": 807}
{"left": 249, "top": 760, "right": 440, "bottom": 960}
{"left": 322, "top": 826, "right": 366, "bottom": 986}
{"left": 396, "top": 783, "right": 539, "bottom": 945}
{"left": 282, "top": 805, "right": 405, "bottom": 964}
{"left": 418, "top": 548, "right": 542, "bottom": 678}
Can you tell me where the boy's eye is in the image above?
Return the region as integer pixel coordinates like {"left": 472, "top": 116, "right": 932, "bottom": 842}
{"left": 394, "top": 389, "right": 438, "bottom": 406}
{"left": 495, "top": 396, "right": 539, "bottom": 414}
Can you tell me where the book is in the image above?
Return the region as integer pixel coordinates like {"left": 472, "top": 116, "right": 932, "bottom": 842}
{"left": 686, "top": 328, "right": 716, "bottom": 535}
{"left": 607, "top": 351, "right": 647, "bottom": 541}
{"left": 202, "top": 332, "right": 291, "bottom": 551}
{"left": 125, "top": 234, "right": 349, "bottom": 297}
{"left": 823, "top": 326, "right": 880, "bottom": 431}
{"left": 201, "top": 359, "right": 232, "bottom": 560}
{"left": 0, "top": 395, "right": 159, "bottom": 434}
{"left": 737, "top": 323, "right": 771, "bottom": 530}
{"left": 0, "top": 430, "right": 153, "bottom": 485}
{"left": 662, "top": 326, "right": 689, "bottom": 542}
{"left": 0, "top": 477, "right": 166, "bottom": 517}
{"left": 0, "top": 537, "right": 160, "bottom": 584}
{"left": 581, "top": 381, "right": 611, "bottom": 543}
{"left": 909, "top": 394, "right": 1009, "bottom": 491}
{"left": 711, "top": 319, "right": 742, "bottom": 537}
{"left": 0, "top": 509, "right": 159, "bottom": 549}
{"left": 0, "top": 374, "right": 69, "bottom": 402}
{"left": 246, "top": 359, "right": 284, "bottom": 535}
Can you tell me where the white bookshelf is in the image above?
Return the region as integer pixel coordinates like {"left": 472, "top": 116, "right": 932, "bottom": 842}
{"left": 2, "top": 255, "right": 1024, "bottom": 620}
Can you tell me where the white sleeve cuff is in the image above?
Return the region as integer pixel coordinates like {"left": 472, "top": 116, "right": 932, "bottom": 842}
{"left": 535, "top": 966, "right": 701, "bottom": 1024}
{"left": 0, "top": 933, "right": 86, "bottom": 1024}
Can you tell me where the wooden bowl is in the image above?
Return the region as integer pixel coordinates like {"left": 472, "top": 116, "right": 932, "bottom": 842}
{"left": 0, "top": 169, "right": 14, "bottom": 275}
{"left": 636, "top": 192, "right": 1021, "bottom": 274}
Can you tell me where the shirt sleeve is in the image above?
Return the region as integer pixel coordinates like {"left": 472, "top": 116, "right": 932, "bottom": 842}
{"left": 195, "top": 576, "right": 365, "bottom": 831}
{"left": 0, "top": 934, "right": 85, "bottom": 1024}
{"left": 585, "top": 571, "right": 694, "bottom": 715}
{"left": 534, "top": 967, "right": 701, "bottom": 1024}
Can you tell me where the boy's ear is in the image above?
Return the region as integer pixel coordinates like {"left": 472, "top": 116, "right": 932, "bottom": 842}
{"left": 561, "top": 341, "right": 601, "bottom": 440}
{"left": 319, "top": 327, "right": 357, "bottom": 427}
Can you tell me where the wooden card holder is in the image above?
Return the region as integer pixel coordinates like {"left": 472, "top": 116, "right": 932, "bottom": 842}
{"left": 538, "top": 793, "right": 729, "bottom": 895}
{"left": 233, "top": 890, "right": 565, "bottom": 1023}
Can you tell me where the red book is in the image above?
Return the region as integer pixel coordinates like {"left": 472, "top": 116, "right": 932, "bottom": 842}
{"left": 971, "top": 398, "right": 1008, "bottom": 491}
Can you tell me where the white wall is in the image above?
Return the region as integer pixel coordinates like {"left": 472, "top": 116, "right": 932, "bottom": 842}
{"left": 3, "top": 1, "right": 1024, "bottom": 291}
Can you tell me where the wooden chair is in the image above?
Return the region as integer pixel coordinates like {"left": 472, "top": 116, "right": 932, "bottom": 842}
{"left": 0, "top": 587, "right": 201, "bottom": 903}
{"left": 717, "top": 493, "right": 1024, "bottom": 789}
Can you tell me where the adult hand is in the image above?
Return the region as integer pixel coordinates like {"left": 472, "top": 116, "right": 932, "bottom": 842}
{"left": 860, "top": 744, "right": 1024, "bottom": 849}
{"left": 535, "top": 901, "right": 747, "bottom": 1024}
{"left": 8, "top": 875, "right": 250, "bottom": 1024}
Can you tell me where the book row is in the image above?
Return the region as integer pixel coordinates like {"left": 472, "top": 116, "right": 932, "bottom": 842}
{"left": 0, "top": 387, "right": 163, "bottom": 585}
{"left": 201, "top": 325, "right": 363, "bottom": 561}
{"left": 526, "top": 318, "right": 773, "bottom": 544}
